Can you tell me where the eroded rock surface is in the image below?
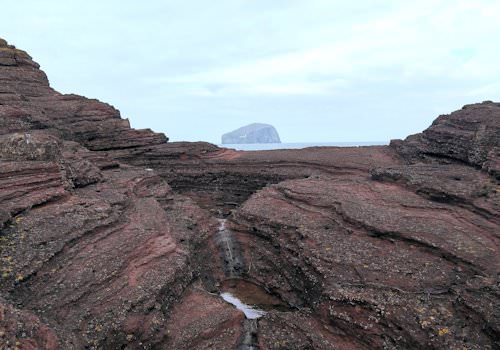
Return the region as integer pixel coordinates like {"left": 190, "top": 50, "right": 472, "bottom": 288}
{"left": 0, "top": 37, "right": 498, "bottom": 350}
{"left": 391, "top": 101, "right": 500, "bottom": 178}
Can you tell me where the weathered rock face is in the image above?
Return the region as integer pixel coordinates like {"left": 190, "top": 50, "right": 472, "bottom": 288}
{"left": 0, "top": 37, "right": 498, "bottom": 350}
{"left": 220, "top": 107, "right": 499, "bottom": 349}
{"left": 221, "top": 123, "right": 281, "bottom": 144}
{"left": 0, "top": 38, "right": 241, "bottom": 349}
{"left": 0, "top": 297, "right": 58, "bottom": 349}
{"left": 391, "top": 101, "right": 500, "bottom": 179}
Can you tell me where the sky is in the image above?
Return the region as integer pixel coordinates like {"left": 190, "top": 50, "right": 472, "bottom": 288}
{"left": 1, "top": 1, "right": 499, "bottom": 143}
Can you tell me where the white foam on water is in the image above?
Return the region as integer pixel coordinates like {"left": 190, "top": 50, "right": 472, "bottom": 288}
{"left": 220, "top": 292, "right": 267, "bottom": 319}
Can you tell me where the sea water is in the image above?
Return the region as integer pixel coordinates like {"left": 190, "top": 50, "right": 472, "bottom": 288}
{"left": 219, "top": 141, "right": 388, "bottom": 151}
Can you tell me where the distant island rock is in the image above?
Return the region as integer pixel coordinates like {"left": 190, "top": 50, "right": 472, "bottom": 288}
{"left": 221, "top": 123, "right": 281, "bottom": 144}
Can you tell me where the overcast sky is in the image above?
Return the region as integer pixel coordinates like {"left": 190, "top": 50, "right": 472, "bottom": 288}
{"left": 1, "top": 1, "right": 499, "bottom": 143}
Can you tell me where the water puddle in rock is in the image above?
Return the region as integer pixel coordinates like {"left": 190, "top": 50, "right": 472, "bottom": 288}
{"left": 220, "top": 279, "right": 290, "bottom": 319}
{"left": 215, "top": 218, "right": 290, "bottom": 319}
{"left": 221, "top": 292, "right": 266, "bottom": 319}
{"left": 213, "top": 216, "right": 290, "bottom": 349}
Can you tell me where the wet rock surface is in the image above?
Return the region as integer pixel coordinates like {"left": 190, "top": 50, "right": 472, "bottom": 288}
{"left": 0, "top": 37, "right": 498, "bottom": 349}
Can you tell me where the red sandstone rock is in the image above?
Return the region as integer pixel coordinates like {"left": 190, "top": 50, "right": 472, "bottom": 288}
{"left": 0, "top": 298, "right": 58, "bottom": 350}
{"left": 0, "top": 37, "right": 498, "bottom": 350}
{"left": 391, "top": 101, "right": 500, "bottom": 178}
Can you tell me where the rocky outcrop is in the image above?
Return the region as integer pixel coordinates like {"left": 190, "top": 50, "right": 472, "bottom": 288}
{"left": 229, "top": 172, "right": 498, "bottom": 346}
{"left": 0, "top": 37, "right": 498, "bottom": 350}
{"left": 222, "top": 123, "right": 281, "bottom": 144}
{"left": 391, "top": 101, "right": 500, "bottom": 179}
{"left": 0, "top": 38, "right": 224, "bottom": 349}
{"left": 221, "top": 106, "right": 499, "bottom": 349}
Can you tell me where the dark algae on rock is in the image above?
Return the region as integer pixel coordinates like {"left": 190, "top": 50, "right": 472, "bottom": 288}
{"left": 0, "top": 37, "right": 498, "bottom": 349}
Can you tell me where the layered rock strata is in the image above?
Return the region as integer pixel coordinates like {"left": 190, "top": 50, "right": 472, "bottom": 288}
{"left": 0, "top": 37, "right": 498, "bottom": 349}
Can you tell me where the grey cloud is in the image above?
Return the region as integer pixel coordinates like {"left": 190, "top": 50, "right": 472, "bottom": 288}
{"left": 1, "top": 0, "right": 499, "bottom": 143}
